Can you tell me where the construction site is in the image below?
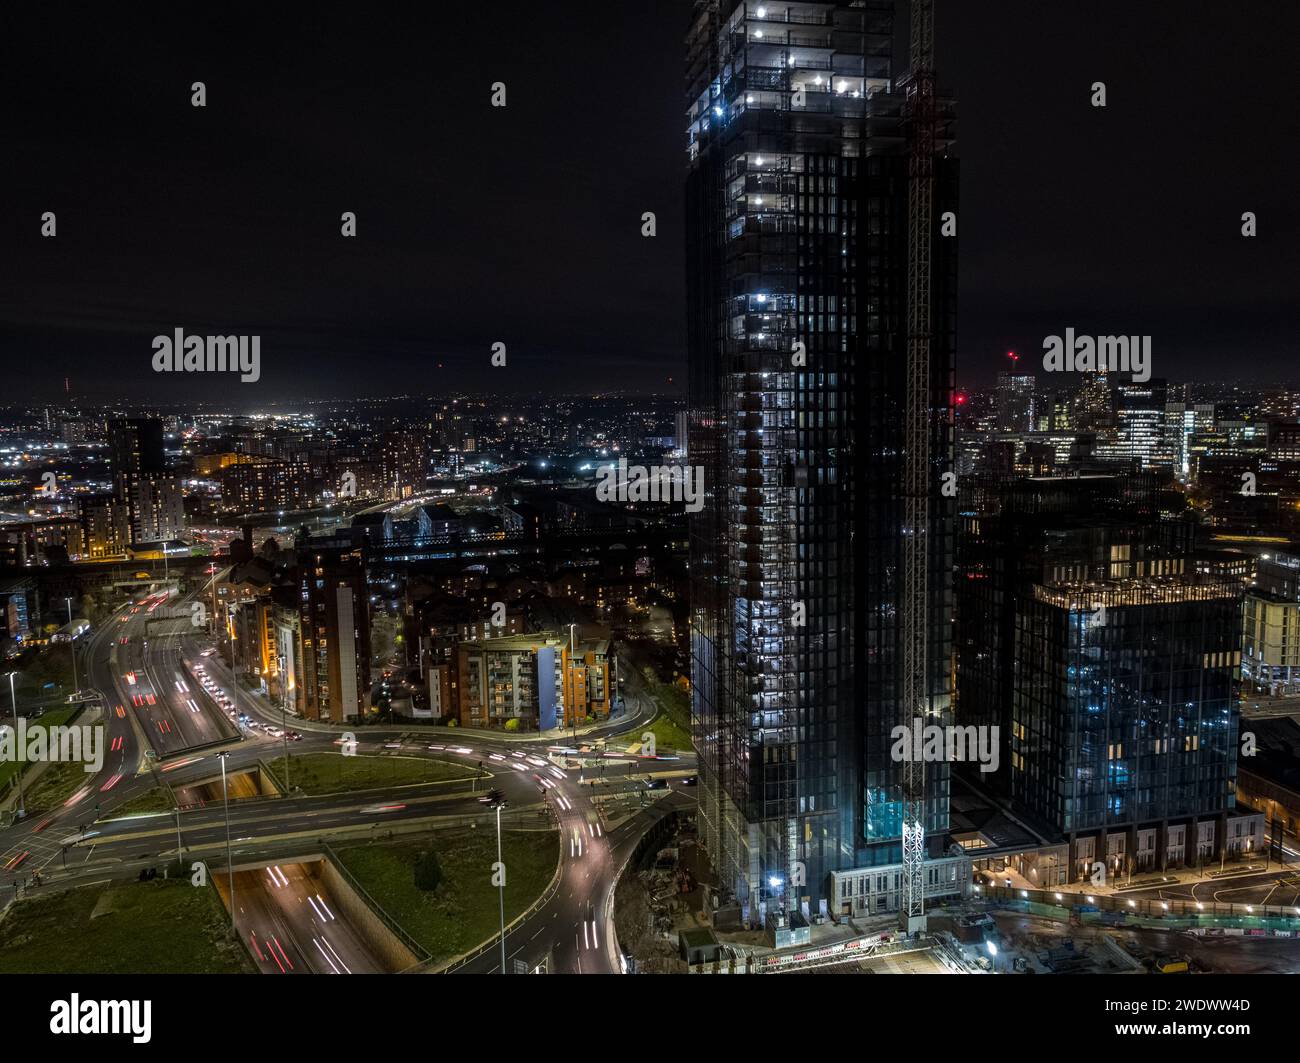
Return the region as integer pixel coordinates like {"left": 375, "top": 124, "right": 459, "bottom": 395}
{"left": 616, "top": 811, "right": 1300, "bottom": 973}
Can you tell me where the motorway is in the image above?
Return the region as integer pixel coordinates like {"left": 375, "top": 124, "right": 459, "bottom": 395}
{"left": 0, "top": 591, "right": 172, "bottom": 875}
{"left": 0, "top": 580, "right": 696, "bottom": 975}
{"left": 117, "top": 593, "right": 240, "bottom": 756}
{"left": 217, "top": 862, "right": 384, "bottom": 975}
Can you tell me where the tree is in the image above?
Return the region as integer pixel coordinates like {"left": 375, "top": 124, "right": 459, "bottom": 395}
{"left": 413, "top": 849, "right": 442, "bottom": 891}
{"left": 371, "top": 612, "right": 401, "bottom": 666}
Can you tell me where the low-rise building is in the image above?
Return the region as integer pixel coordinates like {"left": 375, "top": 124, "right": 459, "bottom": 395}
{"left": 453, "top": 631, "right": 615, "bottom": 731}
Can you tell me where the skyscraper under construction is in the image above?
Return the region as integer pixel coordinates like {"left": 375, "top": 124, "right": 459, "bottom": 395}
{"left": 685, "top": 0, "right": 961, "bottom": 924}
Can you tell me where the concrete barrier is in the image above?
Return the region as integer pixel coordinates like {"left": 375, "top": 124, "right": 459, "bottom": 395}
{"left": 317, "top": 849, "right": 423, "bottom": 973}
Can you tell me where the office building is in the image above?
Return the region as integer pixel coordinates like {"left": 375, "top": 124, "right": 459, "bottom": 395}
{"left": 1104, "top": 377, "right": 1170, "bottom": 470}
{"left": 996, "top": 372, "right": 1036, "bottom": 433}
{"left": 957, "top": 475, "right": 1259, "bottom": 879}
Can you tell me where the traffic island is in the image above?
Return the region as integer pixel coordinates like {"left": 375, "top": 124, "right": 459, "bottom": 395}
{"left": 332, "top": 826, "right": 558, "bottom": 969}
{"left": 264, "top": 752, "right": 476, "bottom": 795}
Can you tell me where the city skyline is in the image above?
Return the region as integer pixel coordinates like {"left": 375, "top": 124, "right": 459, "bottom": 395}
{"left": 1, "top": 0, "right": 1299, "bottom": 1015}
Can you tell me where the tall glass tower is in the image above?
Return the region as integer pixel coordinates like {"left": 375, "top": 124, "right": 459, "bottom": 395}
{"left": 685, "top": 0, "right": 958, "bottom": 922}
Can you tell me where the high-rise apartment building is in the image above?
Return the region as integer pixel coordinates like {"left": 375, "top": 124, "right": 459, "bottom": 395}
{"left": 1243, "top": 551, "right": 1300, "bottom": 696}
{"left": 0, "top": 577, "right": 36, "bottom": 642}
{"left": 686, "top": 0, "right": 959, "bottom": 922}
{"left": 1015, "top": 577, "right": 1245, "bottom": 876}
{"left": 379, "top": 430, "right": 429, "bottom": 501}
{"left": 108, "top": 418, "right": 187, "bottom": 544}
{"left": 109, "top": 417, "right": 166, "bottom": 484}
{"left": 219, "top": 459, "right": 314, "bottom": 514}
{"left": 296, "top": 543, "right": 371, "bottom": 722}
{"left": 1166, "top": 401, "right": 1215, "bottom": 480}
{"left": 127, "top": 472, "right": 186, "bottom": 544}
{"left": 77, "top": 494, "right": 130, "bottom": 559}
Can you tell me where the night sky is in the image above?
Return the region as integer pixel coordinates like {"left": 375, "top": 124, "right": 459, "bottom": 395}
{"left": 1, "top": 1, "right": 1296, "bottom": 404}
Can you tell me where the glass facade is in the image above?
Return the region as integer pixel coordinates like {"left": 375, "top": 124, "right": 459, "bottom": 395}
{"left": 686, "top": 0, "right": 957, "bottom": 918}
{"left": 1013, "top": 581, "right": 1241, "bottom": 835}
{"left": 957, "top": 475, "right": 1245, "bottom": 874}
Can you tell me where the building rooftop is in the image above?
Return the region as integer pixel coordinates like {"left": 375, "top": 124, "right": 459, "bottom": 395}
{"left": 1238, "top": 716, "right": 1300, "bottom": 798}
{"left": 1032, "top": 575, "right": 1241, "bottom": 609}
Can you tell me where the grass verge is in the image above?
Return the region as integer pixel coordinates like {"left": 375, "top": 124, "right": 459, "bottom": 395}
{"left": 0, "top": 878, "right": 254, "bottom": 974}
{"left": 266, "top": 752, "right": 476, "bottom": 795}
{"left": 19, "top": 757, "right": 102, "bottom": 818}
{"left": 0, "top": 706, "right": 82, "bottom": 794}
{"left": 103, "top": 787, "right": 176, "bottom": 819}
{"left": 335, "top": 827, "right": 557, "bottom": 966}
{"left": 610, "top": 712, "right": 692, "bottom": 754}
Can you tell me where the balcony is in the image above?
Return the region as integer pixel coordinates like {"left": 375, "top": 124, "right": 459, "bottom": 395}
{"left": 747, "top": 8, "right": 832, "bottom": 28}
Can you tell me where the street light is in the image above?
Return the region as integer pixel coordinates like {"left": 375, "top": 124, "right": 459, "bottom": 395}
{"left": 568, "top": 623, "right": 577, "bottom": 743}
{"left": 64, "top": 598, "right": 79, "bottom": 695}
{"left": 5, "top": 672, "right": 24, "bottom": 819}
{"left": 486, "top": 788, "right": 508, "bottom": 975}
{"left": 206, "top": 564, "right": 219, "bottom": 643}
{"left": 278, "top": 653, "right": 290, "bottom": 792}
{"left": 496, "top": 801, "right": 506, "bottom": 974}
{"left": 218, "top": 751, "right": 235, "bottom": 930}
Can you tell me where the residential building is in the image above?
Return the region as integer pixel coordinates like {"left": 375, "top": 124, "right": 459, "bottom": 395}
{"left": 685, "top": 0, "right": 959, "bottom": 921}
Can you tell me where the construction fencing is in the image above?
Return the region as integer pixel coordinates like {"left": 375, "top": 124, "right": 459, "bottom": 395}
{"left": 978, "top": 883, "right": 1300, "bottom": 935}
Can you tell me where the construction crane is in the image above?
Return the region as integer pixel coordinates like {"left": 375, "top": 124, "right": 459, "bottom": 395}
{"left": 899, "top": 0, "right": 937, "bottom": 935}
